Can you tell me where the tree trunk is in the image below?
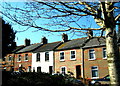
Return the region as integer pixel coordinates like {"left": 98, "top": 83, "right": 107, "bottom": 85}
{"left": 106, "top": 27, "right": 120, "bottom": 85}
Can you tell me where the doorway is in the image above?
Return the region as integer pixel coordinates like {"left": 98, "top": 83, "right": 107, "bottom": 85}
{"left": 76, "top": 65, "right": 81, "bottom": 79}
{"left": 49, "top": 66, "right": 53, "bottom": 74}
{"left": 37, "top": 67, "right": 41, "bottom": 72}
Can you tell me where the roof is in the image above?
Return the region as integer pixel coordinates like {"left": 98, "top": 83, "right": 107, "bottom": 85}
{"left": 56, "top": 37, "right": 106, "bottom": 50}
{"left": 12, "top": 45, "right": 25, "bottom": 53}
{"left": 33, "top": 41, "right": 62, "bottom": 53}
{"left": 83, "top": 37, "right": 106, "bottom": 48}
{"left": 56, "top": 37, "right": 88, "bottom": 50}
{"left": 16, "top": 43, "right": 42, "bottom": 53}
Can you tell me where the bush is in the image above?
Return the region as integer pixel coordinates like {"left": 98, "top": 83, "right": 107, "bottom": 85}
{"left": 2, "top": 71, "right": 84, "bottom": 86}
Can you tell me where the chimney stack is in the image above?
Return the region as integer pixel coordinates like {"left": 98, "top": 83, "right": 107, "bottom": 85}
{"left": 87, "top": 30, "right": 93, "bottom": 39}
{"left": 62, "top": 33, "right": 68, "bottom": 42}
{"left": 41, "top": 37, "right": 48, "bottom": 44}
{"left": 25, "top": 39, "right": 30, "bottom": 46}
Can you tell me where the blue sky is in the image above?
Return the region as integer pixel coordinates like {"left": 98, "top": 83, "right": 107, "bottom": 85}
{"left": 1, "top": 2, "right": 100, "bottom": 46}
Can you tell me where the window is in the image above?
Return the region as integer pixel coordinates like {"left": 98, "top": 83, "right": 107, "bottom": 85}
{"left": 91, "top": 66, "right": 99, "bottom": 78}
{"left": 89, "top": 49, "right": 96, "bottom": 60}
{"left": 103, "top": 48, "right": 107, "bottom": 59}
{"left": 24, "top": 54, "right": 28, "bottom": 61}
{"left": 28, "top": 66, "right": 31, "bottom": 72}
{"left": 3, "top": 57, "right": 6, "bottom": 61}
{"left": 36, "top": 53, "right": 40, "bottom": 62}
{"left": 45, "top": 52, "right": 49, "bottom": 61}
{"left": 37, "top": 67, "right": 41, "bottom": 72}
{"left": 60, "top": 66, "right": 67, "bottom": 75}
{"left": 60, "top": 52, "right": 64, "bottom": 61}
{"left": 18, "top": 55, "right": 21, "bottom": 62}
{"left": 70, "top": 51, "right": 76, "bottom": 60}
{"left": 8, "top": 56, "right": 12, "bottom": 61}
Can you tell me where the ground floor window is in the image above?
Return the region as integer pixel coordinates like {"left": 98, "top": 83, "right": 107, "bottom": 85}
{"left": 28, "top": 66, "right": 31, "bottom": 72}
{"left": 91, "top": 66, "right": 99, "bottom": 78}
{"left": 60, "top": 66, "right": 67, "bottom": 75}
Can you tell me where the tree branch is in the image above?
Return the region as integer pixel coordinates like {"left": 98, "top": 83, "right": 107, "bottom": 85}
{"left": 115, "top": 14, "right": 120, "bottom": 21}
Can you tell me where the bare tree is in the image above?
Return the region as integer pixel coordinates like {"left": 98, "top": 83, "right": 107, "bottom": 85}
{"left": 1, "top": 0, "right": 120, "bottom": 85}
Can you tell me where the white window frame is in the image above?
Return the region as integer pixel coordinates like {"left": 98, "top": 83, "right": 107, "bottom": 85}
{"left": 8, "top": 56, "right": 12, "bottom": 61}
{"left": 36, "top": 53, "right": 40, "bottom": 62}
{"left": 70, "top": 50, "right": 76, "bottom": 60}
{"left": 17, "top": 55, "right": 21, "bottom": 62}
{"left": 103, "top": 48, "right": 107, "bottom": 59}
{"left": 24, "top": 54, "right": 28, "bottom": 61}
{"left": 45, "top": 52, "right": 49, "bottom": 62}
{"left": 89, "top": 49, "right": 96, "bottom": 60}
{"left": 59, "top": 51, "right": 65, "bottom": 61}
{"left": 60, "top": 66, "right": 67, "bottom": 75}
{"left": 91, "top": 66, "right": 99, "bottom": 79}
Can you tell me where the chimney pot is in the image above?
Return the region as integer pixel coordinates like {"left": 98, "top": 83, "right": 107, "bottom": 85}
{"left": 62, "top": 33, "right": 68, "bottom": 42}
{"left": 25, "top": 39, "right": 30, "bottom": 46}
{"left": 41, "top": 37, "right": 48, "bottom": 44}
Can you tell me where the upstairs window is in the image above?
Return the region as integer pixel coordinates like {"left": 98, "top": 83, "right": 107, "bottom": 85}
{"left": 91, "top": 66, "right": 99, "bottom": 78}
{"left": 8, "top": 56, "right": 12, "bottom": 61}
{"left": 70, "top": 51, "right": 76, "bottom": 60}
{"left": 45, "top": 52, "right": 49, "bottom": 61}
{"left": 18, "top": 55, "right": 21, "bottom": 62}
{"left": 3, "top": 57, "right": 6, "bottom": 61}
{"left": 24, "top": 54, "right": 28, "bottom": 61}
{"left": 60, "top": 52, "right": 65, "bottom": 61}
{"left": 36, "top": 53, "right": 40, "bottom": 62}
{"left": 103, "top": 48, "right": 107, "bottom": 59}
{"left": 89, "top": 49, "right": 96, "bottom": 60}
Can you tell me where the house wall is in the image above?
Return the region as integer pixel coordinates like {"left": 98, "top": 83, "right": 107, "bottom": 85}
{"left": 14, "top": 53, "right": 32, "bottom": 72}
{"left": 32, "top": 51, "right": 54, "bottom": 73}
{"left": 54, "top": 49, "right": 82, "bottom": 78}
{"left": 2, "top": 54, "right": 14, "bottom": 71}
{"left": 83, "top": 46, "right": 109, "bottom": 79}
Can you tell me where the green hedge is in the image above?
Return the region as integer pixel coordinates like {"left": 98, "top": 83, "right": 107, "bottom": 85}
{"left": 2, "top": 71, "right": 84, "bottom": 86}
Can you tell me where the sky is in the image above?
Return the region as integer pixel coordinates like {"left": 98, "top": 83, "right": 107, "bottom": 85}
{"left": 1, "top": 2, "right": 100, "bottom": 46}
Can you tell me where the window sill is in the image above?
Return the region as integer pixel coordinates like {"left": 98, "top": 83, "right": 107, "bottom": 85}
{"left": 24, "top": 60, "right": 28, "bottom": 62}
{"left": 45, "top": 60, "right": 49, "bottom": 62}
{"left": 17, "top": 61, "right": 21, "bottom": 62}
{"left": 70, "top": 58, "right": 76, "bottom": 61}
{"left": 60, "top": 60, "right": 65, "bottom": 62}
{"left": 92, "top": 77, "right": 99, "bottom": 79}
{"left": 88, "top": 59, "right": 96, "bottom": 61}
{"left": 103, "top": 58, "right": 107, "bottom": 60}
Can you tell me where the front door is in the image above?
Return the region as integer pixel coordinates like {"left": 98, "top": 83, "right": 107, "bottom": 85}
{"left": 49, "top": 66, "right": 53, "bottom": 74}
{"left": 76, "top": 65, "right": 81, "bottom": 79}
{"left": 37, "top": 67, "right": 41, "bottom": 72}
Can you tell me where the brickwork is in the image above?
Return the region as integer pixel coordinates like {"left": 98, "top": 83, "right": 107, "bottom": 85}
{"left": 14, "top": 53, "right": 32, "bottom": 72}
{"left": 83, "top": 46, "right": 109, "bottom": 79}
{"left": 55, "top": 46, "right": 109, "bottom": 80}
{"left": 2, "top": 54, "right": 15, "bottom": 71}
{"left": 55, "top": 49, "right": 82, "bottom": 78}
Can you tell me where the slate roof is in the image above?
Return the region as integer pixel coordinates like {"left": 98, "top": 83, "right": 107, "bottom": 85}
{"left": 16, "top": 43, "right": 43, "bottom": 53}
{"left": 12, "top": 45, "right": 25, "bottom": 53}
{"left": 56, "top": 37, "right": 88, "bottom": 50}
{"left": 56, "top": 37, "right": 106, "bottom": 50}
{"left": 83, "top": 37, "right": 106, "bottom": 48}
{"left": 33, "top": 41, "right": 62, "bottom": 53}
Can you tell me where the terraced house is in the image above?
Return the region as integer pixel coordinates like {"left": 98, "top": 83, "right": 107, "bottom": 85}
{"left": 3, "top": 33, "right": 119, "bottom": 82}
{"left": 32, "top": 41, "right": 62, "bottom": 74}
{"left": 54, "top": 37, "right": 110, "bottom": 80}
{"left": 14, "top": 39, "right": 43, "bottom": 72}
{"left": 2, "top": 44, "right": 25, "bottom": 71}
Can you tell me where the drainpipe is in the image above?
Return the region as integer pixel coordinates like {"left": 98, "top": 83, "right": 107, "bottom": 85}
{"left": 53, "top": 51, "right": 55, "bottom": 74}
{"left": 81, "top": 48, "right": 85, "bottom": 84}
